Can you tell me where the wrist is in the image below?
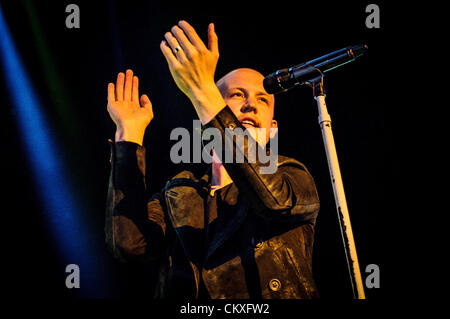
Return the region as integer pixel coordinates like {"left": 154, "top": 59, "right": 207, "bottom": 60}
{"left": 189, "top": 84, "right": 226, "bottom": 124}
{"left": 115, "top": 126, "right": 145, "bottom": 146}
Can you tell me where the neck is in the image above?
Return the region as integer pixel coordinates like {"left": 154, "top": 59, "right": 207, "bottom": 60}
{"left": 211, "top": 150, "right": 233, "bottom": 190}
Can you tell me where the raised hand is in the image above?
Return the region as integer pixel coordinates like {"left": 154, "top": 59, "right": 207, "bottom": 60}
{"left": 107, "top": 69, "right": 153, "bottom": 146}
{"left": 160, "top": 21, "right": 225, "bottom": 124}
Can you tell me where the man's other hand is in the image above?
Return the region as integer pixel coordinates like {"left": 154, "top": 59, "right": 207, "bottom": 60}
{"left": 107, "top": 69, "right": 153, "bottom": 146}
{"left": 160, "top": 21, "right": 225, "bottom": 124}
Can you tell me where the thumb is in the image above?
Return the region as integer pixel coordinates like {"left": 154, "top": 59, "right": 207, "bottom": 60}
{"left": 208, "top": 23, "right": 218, "bottom": 54}
{"left": 140, "top": 94, "right": 152, "bottom": 108}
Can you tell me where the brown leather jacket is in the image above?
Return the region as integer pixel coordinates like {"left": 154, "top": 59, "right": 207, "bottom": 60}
{"left": 105, "top": 106, "right": 320, "bottom": 299}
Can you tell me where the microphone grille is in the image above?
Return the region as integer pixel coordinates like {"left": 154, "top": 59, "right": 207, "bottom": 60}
{"left": 263, "top": 69, "right": 291, "bottom": 94}
{"left": 263, "top": 74, "right": 279, "bottom": 94}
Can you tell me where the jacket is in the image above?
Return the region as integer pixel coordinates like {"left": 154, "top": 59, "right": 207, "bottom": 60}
{"left": 105, "top": 106, "right": 320, "bottom": 299}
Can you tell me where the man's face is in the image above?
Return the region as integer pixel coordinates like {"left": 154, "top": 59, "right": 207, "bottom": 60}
{"left": 217, "top": 68, "right": 277, "bottom": 143}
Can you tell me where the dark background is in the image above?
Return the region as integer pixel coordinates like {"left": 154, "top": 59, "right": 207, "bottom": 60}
{"left": 1, "top": 0, "right": 396, "bottom": 303}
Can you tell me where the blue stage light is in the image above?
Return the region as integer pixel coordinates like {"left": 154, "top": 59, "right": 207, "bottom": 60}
{"left": 0, "top": 4, "right": 106, "bottom": 297}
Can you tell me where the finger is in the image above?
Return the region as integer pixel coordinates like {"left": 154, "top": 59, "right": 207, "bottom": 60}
{"left": 160, "top": 40, "right": 178, "bottom": 67}
{"left": 171, "top": 25, "right": 194, "bottom": 56}
{"left": 208, "top": 23, "right": 218, "bottom": 54}
{"left": 132, "top": 76, "right": 139, "bottom": 102}
{"left": 108, "top": 83, "right": 115, "bottom": 103}
{"left": 178, "top": 20, "right": 207, "bottom": 51}
{"left": 124, "top": 69, "right": 133, "bottom": 101}
{"left": 116, "top": 72, "right": 124, "bottom": 101}
{"left": 164, "top": 32, "right": 187, "bottom": 62}
{"left": 140, "top": 94, "right": 152, "bottom": 110}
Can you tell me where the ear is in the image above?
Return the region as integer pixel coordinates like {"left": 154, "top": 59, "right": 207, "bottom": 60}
{"left": 270, "top": 120, "right": 278, "bottom": 139}
{"left": 271, "top": 120, "right": 278, "bottom": 128}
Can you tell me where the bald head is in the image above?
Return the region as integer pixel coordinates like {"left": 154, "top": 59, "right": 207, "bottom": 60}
{"left": 216, "top": 68, "right": 269, "bottom": 96}
{"left": 215, "top": 68, "right": 277, "bottom": 142}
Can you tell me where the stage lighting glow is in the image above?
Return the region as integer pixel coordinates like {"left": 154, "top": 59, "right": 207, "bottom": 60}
{"left": 0, "top": 4, "right": 104, "bottom": 297}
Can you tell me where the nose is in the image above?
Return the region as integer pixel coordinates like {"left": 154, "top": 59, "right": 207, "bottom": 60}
{"left": 240, "top": 98, "right": 258, "bottom": 114}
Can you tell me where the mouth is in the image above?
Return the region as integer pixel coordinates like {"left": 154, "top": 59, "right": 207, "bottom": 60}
{"left": 239, "top": 117, "right": 259, "bottom": 128}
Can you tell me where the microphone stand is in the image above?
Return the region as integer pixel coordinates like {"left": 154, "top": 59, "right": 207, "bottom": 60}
{"left": 307, "top": 74, "right": 366, "bottom": 299}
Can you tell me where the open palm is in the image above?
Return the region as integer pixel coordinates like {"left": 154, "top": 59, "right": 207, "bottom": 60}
{"left": 107, "top": 69, "right": 153, "bottom": 145}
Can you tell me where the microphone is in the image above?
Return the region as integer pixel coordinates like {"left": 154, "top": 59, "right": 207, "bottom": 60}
{"left": 263, "top": 44, "right": 368, "bottom": 94}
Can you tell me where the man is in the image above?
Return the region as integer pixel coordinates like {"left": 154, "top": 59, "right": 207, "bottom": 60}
{"left": 105, "top": 21, "right": 320, "bottom": 299}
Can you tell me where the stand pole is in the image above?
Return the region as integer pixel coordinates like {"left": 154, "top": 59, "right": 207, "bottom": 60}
{"left": 311, "top": 77, "right": 366, "bottom": 299}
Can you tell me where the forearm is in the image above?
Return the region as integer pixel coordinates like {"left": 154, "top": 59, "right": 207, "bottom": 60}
{"left": 105, "top": 141, "right": 163, "bottom": 261}
{"left": 203, "top": 106, "right": 320, "bottom": 220}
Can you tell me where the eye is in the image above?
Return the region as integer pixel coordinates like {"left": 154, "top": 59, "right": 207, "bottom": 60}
{"left": 259, "top": 97, "right": 269, "bottom": 104}
{"left": 230, "top": 92, "right": 244, "bottom": 98}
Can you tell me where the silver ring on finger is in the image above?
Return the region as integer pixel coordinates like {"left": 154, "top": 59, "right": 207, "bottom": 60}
{"left": 173, "top": 46, "right": 181, "bottom": 54}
